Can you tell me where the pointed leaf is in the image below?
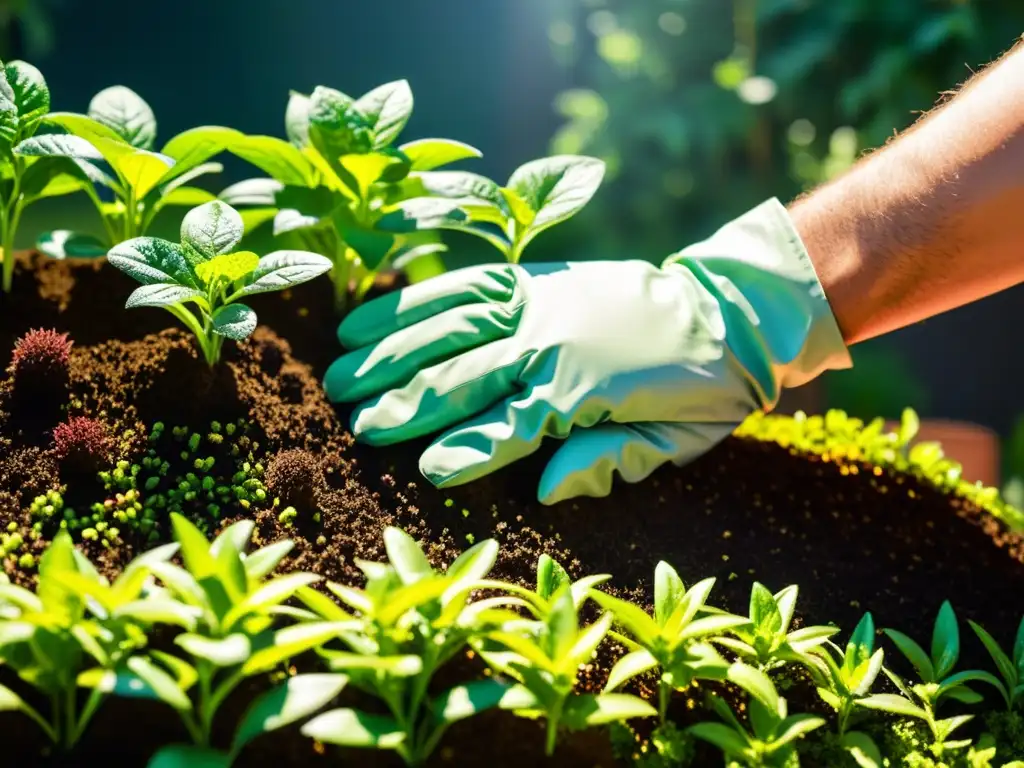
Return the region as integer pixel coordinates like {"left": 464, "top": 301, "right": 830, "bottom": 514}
{"left": 175, "top": 633, "right": 250, "bottom": 667}
{"left": 883, "top": 628, "right": 935, "bottom": 682}
{"left": 285, "top": 91, "right": 310, "bottom": 147}
{"left": 238, "top": 250, "right": 332, "bottom": 296}
{"left": 320, "top": 651, "right": 421, "bottom": 676}
{"left": 772, "top": 714, "right": 826, "bottom": 747}
{"left": 968, "top": 620, "right": 1016, "bottom": 689}
{"left": 383, "top": 527, "right": 433, "bottom": 585}
{"left": 774, "top": 585, "right": 799, "bottom": 633}
{"left": 356, "top": 80, "right": 413, "bottom": 148}
{"left": 506, "top": 155, "right": 604, "bottom": 238}
{"left": 108, "top": 237, "right": 198, "bottom": 287}
{"left": 850, "top": 648, "right": 885, "bottom": 697}
{"left": 227, "top": 134, "right": 315, "bottom": 187}
{"left": 605, "top": 649, "right": 659, "bottom": 692}
{"left": 445, "top": 538, "right": 499, "bottom": 584}
{"left": 126, "top": 283, "right": 203, "bottom": 309}
{"left": 846, "top": 613, "right": 876, "bottom": 671}
{"left": 931, "top": 601, "right": 959, "bottom": 679}
{"left": 224, "top": 572, "right": 321, "bottom": 629}
{"left": 400, "top": 138, "right": 481, "bottom": 171}
{"left": 242, "top": 621, "right": 349, "bottom": 675}
{"left": 301, "top": 708, "right": 405, "bottom": 749}
{"left": 113, "top": 598, "right": 199, "bottom": 630}
{"left": 937, "top": 669, "right": 1005, "bottom": 699}
{"left": 170, "top": 513, "right": 217, "bottom": 578}
{"left": 244, "top": 540, "right": 295, "bottom": 581}
{"left": 126, "top": 655, "right": 193, "bottom": 711}
{"left": 750, "top": 583, "right": 782, "bottom": 634}
{"left": 181, "top": 200, "right": 244, "bottom": 259}
{"left": 654, "top": 561, "right": 685, "bottom": 628}
{"left": 840, "top": 731, "right": 883, "bottom": 768}
{"left": 536, "top": 554, "right": 570, "bottom": 602}
{"left": 562, "top": 692, "right": 656, "bottom": 729}
{"left": 687, "top": 722, "right": 751, "bottom": 757}
{"left": 728, "top": 663, "right": 779, "bottom": 713}
{"left": 589, "top": 589, "right": 659, "bottom": 647}
{"left": 856, "top": 693, "right": 929, "bottom": 720}
{"left": 232, "top": 673, "right": 348, "bottom": 752}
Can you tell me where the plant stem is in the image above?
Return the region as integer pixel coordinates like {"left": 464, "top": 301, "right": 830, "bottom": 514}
{"left": 62, "top": 686, "right": 75, "bottom": 751}
{"left": 124, "top": 188, "right": 137, "bottom": 241}
{"left": 658, "top": 678, "right": 670, "bottom": 725}
{"left": 1, "top": 208, "right": 13, "bottom": 293}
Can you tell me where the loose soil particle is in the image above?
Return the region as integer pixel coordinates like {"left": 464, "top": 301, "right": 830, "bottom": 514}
{"left": 1, "top": 255, "right": 1023, "bottom": 767}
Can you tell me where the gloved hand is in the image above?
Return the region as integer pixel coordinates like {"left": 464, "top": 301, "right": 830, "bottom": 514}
{"left": 324, "top": 198, "right": 851, "bottom": 504}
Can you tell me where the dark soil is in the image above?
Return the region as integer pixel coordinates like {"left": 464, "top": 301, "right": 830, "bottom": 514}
{"left": 2, "top": 253, "right": 1024, "bottom": 767}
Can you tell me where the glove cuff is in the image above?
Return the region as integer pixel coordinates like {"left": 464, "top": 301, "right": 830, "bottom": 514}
{"left": 662, "top": 197, "right": 852, "bottom": 403}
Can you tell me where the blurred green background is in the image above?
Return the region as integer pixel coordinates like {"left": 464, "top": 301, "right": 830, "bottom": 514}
{"left": 3, "top": 0, "right": 1024, "bottom": 478}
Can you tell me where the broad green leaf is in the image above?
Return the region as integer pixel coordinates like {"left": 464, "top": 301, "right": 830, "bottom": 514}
{"left": 840, "top": 730, "right": 882, "bottom": 768}
{"left": 506, "top": 154, "right": 604, "bottom": 236}
{"left": 325, "top": 582, "right": 373, "bottom": 615}
{"left": 968, "top": 620, "right": 1016, "bottom": 688}
{"left": 37, "top": 230, "right": 108, "bottom": 260}
{"left": 850, "top": 648, "right": 885, "bottom": 697}
{"left": 400, "top": 138, "right": 482, "bottom": 171}
{"left": 376, "top": 576, "right": 451, "bottom": 626}
{"left": 749, "top": 583, "right": 782, "bottom": 635}
{"left": 113, "top": 598, "right": 199, "bottom": 630}
{"left": 159, "top": 186, "right": 216, "bottom": 207}
{"left": 356, "top": 79, "right": 413, "bottom": 148}
{"left": 320, "top": 651, "right": 422, "bottom": 676}
{"left": 228, "top": 134, "right": 315, "bottom": 187}
{"left": 728, "top": 663, "right": 779, "bottom": 713}
{"left": 562, "top": 693, "right": 657, "bottom": 729}
{"left": 219, "top": 177, "right": 284, "bottom": 207}
{"left": 678, "top": 613, "right": 752, "bottom": 642}
{"left": 411, "top": 169, "right": 505, "bottom": 208}
{"left": 126, "top": 655, "right": 193, "bottom": 711}
{"left": 181, "top": 200, "right": 244, "bottom": 259}
{"left": 788, "top": 625, "right": 840, "bottom": 651}
{"left": 20, "top": 156, "right": 90, "bottom": 202}
{"left": 88, "top": 85, "right": 156, "bottom": 150}
{"left": 212, "top": 303, "right": 257, "bottom": 341}
{"left": 285, "top": 91, "right": 310, "bottom": 147}
{"left": 233, "top": 673, "right": 348, "bottom": 752}
{"left": 40, "top": 111, "right": 126, "bottom": 143}
{"left": 772, "top": 713, "right": 827, "bottom": 747}
{"left": 237, "top": 250, "right": 332, "bottom": 296}
{"left": 242, "top": 621, "right": 349, "bottom": 675}
{"left": 301, "top": 708, "right": 405, "bottom": 749}
{"left": 589, "top": 589, "right": 659, "bottom": 647}
{"left": 432, "top": 679, "right": 521, "bottom": 725}
{"left": 125, "top": 283, "right": 202, "bottom": 309}
{"left": 501, "top": 187, "right": 534, "bottom": 228}
{"left": 176, "top": 633, "right": 250, "bottom": 667}
{"left": 170, "top": 513, "right": 218, "bottom": 578}
{"left": 15, "top": 133, "right": 109, "bottom": 162}
{"left": 0, "top": 67, "right": 17, "bottom": 155}
{"left": 775, "top": 585, "right": 799, "bottom": 633}
{"left": 336, "top": 221, "right": 400, "bottom": 272}
{"left": 605, "top": 649, "right": 658, "bottom": 692}
{"left": 195, "top": 250, "right": 259, "bottom": 285}
{"left": 243, "top": 540, "right": 295, "bottom": 582}
{"left": 339, "top": 152, "right": 398, "bottom": 195}
{"left": 445, "top": 539, "right": 499, "bottom": 585}
{"left": 224, "top": 572, "right": 321, "bottom": 630}
{"left": 159, "top": 125, "right": 239, "bottom": 182}
{"left": 37, "top": 531, "right": 80, "bottom": 620}
{"left": 883, "top": 628, "right": 935, "bottom": 682}
{"left": 383, "top": 527, "right": 433, "bottom": 585}
{"left": 146, "top": 745, "right": 229, "bottom": 768}
{"left": 856, "top": 693, "right": 929, "bottom": 720}
{"left": 688, "top": 722, "right": 751, "bottom": 757}
{"left": 108, "top": 237, "right": 197, "bottom": 287}
{"left": 931, "top": 601, "right": 959, "bottom": 679}
{"left": 6, "top": 61, "right": 50, "bottom": 133}
{"left": 308, "top": 86, "right": 373, "bottom": 160}
{"left": 654, "top": 561, "right": 686, "bottom": 628}
{"left": 377, "top": 197, "right": 470, "bottom": 233}
{"left": 846, "top": 612, "right": 876, "bottom": 671}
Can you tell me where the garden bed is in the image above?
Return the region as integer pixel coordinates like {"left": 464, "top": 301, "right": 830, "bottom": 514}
{"left": 3, "top": 253, "right": 1024, "bottom": 767}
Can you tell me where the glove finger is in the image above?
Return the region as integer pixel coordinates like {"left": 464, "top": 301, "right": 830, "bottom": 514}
{"left": 337, "top": 263, "right": 517, "bottom": 349}
{"left": 418, "top": 386, "right": 560, "bottom": 489}
{"left": 537, "top": 421, "right": 738, "bottom": 506}
{"left": 324, "top": 300, "right": 518, "bottom": 403}
{"left": 350, "top": 336, "right": 525, "bottom": 445}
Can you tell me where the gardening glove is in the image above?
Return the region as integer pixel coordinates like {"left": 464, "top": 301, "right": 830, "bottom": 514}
{"left": 323, "top": 198, "right": 851, "bottom": 505}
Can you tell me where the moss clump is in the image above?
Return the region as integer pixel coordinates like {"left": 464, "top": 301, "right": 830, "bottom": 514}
{"left": 984, "top": 710, "right": 1024, "bottom": 762}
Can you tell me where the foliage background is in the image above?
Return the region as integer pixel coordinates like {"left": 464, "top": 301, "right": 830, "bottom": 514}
{"left": 5, "top": 0, "right": 1024, "bottom": 472}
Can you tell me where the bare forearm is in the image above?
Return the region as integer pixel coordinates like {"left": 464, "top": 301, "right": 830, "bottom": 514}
{"left": 790, "top": 38, "right": 1024, "bottom": 345}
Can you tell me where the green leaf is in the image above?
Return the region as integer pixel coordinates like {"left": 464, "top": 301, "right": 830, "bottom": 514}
{"left": 968, "top": 620, "right": 1016, "bottom": 689}
{"left": 678, "top": 613, "right": 751, "bottom": 643}
{"left": 37, "top": 230, "right": 108, "bottom": 260}
{"left": 170, "top": 513, "right": 218, "bottom": 579}
{"left": 125, "top": 283, "right": 203, "bottom": 309}
{"left": 772, "top": 714, "right": 826, "bottom": 747}
{"left": 0, "top": 583, "right": 44, "bottom": 612}
{"left": 429, "top": 679, "right": 519, "bottom": 726}
{"left": 536, "top": 554, "right": 570, "bottom": 602}
{"left": 605, "top": 649, "right": 659, "bottom": 692}
{"left": 728, "top": 663, "right": 779, "bottom": 713}
{"left": 654, "top": 561, "right": 686, "bottom": 628}
{"left": 160, "top": 126, "right": 240, "bottom": 182}
{"left": 126, "top": 655, "right": 193, "bottom": 711}
{"left": 1015, "top": 616, "right": 1024, "bottom": 671}
{"left": 211, "top": 303, "right": 257, "bottom": 341}
{"left": 846, "top": 613, "right": 876, "bottom": 670}
{"left": 273, "top": 208, "right": 319, "bottom": 235}
{"left": 383, "top": 527, "right": 433, "bottom": 585}
{"left": 237, "top": 250, "right": 332, "bottom": 296}
{"left": 224, "top": 572, "right": 321, "bottom": 630}
{"left": 20, "top": 156, "right": 90, "bottom": 202}
{"left": 242, "top": 621, "right": 348, "bottom": 675}
{"left": 898, "top": 407, "right": 921, "bottom": 446}
{"left": 243, "top": 540, "right": 294, "bottom": 582}
{"left": 937, "top": 669, "right": 1005, "bottom": 699}
{"left": 688, "top": 722, "right": 751, "bottom": 757}
{"left": 774, "top": 585, "right": 799, "bottom": 633}
{"left": 445, "top": 539, "right": 499, "bottom": 585}
{"left": 500, "top": 188, "right": 534, "bottom": 228}
{"left": 37, "top": 530, "right": 80, "bottom": 620}
{"left": 0, "top": 67, "right": 17, "bottom": 155}
{"left": 6, "top": 61, "right": 49, "bottom": 134}
{"left": 856, "top": 693, "right": 929, "bottom": 720}
{"left": 308, "top": 86, "right": 373, "bottom": 161}
{"left": 506, "top": 155, "right": 604, "bottom": 237}
{"left": 219, "top": 177, "right": 284, "bottom": 207}
{"left": 562, "top": 692, "right": 657, "bottom": 729}
{"left": 931, "top": 601, "right": 959, "bottom": 679}
{"left": 232, "top": 673, "right": 348, "bottom": 753}
{"left": 883, "top": 628, "right": 935, "bottom": 682}
{"left": 228, "top": 134, "right": 315, "bottom": 187}
{"left": 285, "top": 91, "right": 310, "bottom": 147}
{"left": 850, "top": 648, "right": 885, "bottom": 697}
{"left": 15, "top": 133, "right": 109, "bottom": 163}
{"left": 159, "top": 186, "right": 217, "bottom": 207}
{"left": 175, "top": 633, "right": 250, "bottom": 667}
{"left": 339, "top": 152, "right": 399, "bottom": 195}
{"left": 146, "top": 745, "right": 230, "bottom": 768}
{"left": 355, "top": 80, "right": 413, "bottom": 148}
{"left": 400, "top": 138, "right": 481, "bottom": 171}
{"left": 750, "top": 583, "right": 782, "bottom": 635}
{"left": 195, "top": 250, "right": 259, "bottom": 285}
{"left": 108, "top": 237, "right": 197, "bottom": 287}
{"left": 589, "top": 589, "right": 659, "bottom": 648}
{"left": 320, "top": 651, "right": 422, "bottom": 676}
{"left": 181, "top": 200, "right": 244, "bottom": 260}
{"left": 840, "top": 731, "right": 883, "bottom": 768}
{"left": 88, "top": 85, "right": 156, "bottom": 150}
{"left": 788, "top": 625, "right": 839, "bottom": 651}
{"left": 113, "top": 598, "right": 199, "bottom": 630}
{"left": 301, "top": 708, "right": 405, "bottom": 749}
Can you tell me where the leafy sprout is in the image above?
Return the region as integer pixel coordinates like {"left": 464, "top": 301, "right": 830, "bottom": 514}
{"left": 106, "top": 199, "right": 332, "bottom": 366}
{"left": 0, "top": 59, "right": 89, "bottom": 292}
{"left": 15, "top": 85, "right": 233, "bottom": 256}
{"left": 967, "top": 616, "right": 1024, "bottom": 711}
{"left": 589, "top": 561, "right": 749, "bottom": 723}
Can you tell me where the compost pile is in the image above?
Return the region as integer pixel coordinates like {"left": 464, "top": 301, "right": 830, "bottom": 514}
{"left": 3, "top": 254, "right": 1024, "bottom": 767}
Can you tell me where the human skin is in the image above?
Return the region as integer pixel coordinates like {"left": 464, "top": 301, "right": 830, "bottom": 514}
{"left": 790, "top": 37, "right": 1024, "bottom": 346}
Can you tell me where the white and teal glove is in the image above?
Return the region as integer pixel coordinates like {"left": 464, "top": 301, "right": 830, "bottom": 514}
{"left": 324, "top": 198, "right": 852, "bottom": 504}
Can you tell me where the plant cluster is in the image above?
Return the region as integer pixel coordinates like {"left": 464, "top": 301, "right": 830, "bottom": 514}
{"left": 3, "top": 523, "right": 1023, "bottom": 767}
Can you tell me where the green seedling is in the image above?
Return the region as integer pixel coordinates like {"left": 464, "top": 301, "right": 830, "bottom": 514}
{"left": 590, "top": 561, "right": 749, "bottom": 723}
{"left": 858, "top": 601, "right": 1003, "bottom": 755}
{"left": 0, "top": 532, "right": 180, "bottom": 750}
{"left": 472, "top": 583, "right": 656, "bottom": 757}
{"left": 219, "top": 79, "right": 474, "bottom": 311}
{"left": 120, "top": 515, "right": 345, "bottom": 750}
{"left": 388, "top": 152, "right": 606, "bottom": 264}
{"left": 967, "top": 616, "right": 1024, "bottom": 711}
{"left": 0, "top": 60, "right": 90, "bottom": 291}
{"left": 299, "top": 527, "right": 528, "bottom": 767}
{"left": 688, "top": 663, "right": 826, "bottom": 767}
{"left": 106, "top": 200, "right": 331, "bottom": 366}
{"left": 711, "top": 582, "right": 838, "bottom": 671}
{"left": 15, "top": 85, "right": 232, "bottom": 255}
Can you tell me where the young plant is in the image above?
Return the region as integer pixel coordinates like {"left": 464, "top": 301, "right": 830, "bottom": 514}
{"left": 106, "top": 199, "right": 332, "bottom": 366}
{"left": 0, "top": 531, "right": 179, "bottom": 750}
{"left": 15, "top": 84, "right": 234, "bottom": 255}
{"left": 711, "top": 582, "right": 838, "bottom": 671}
{"left": 967, "top": 615, "right": 1024, "bottom": 711}
{"left": 857, "top": 601, "right": 1003, "bottom": 755}
{"left": 0, "top": 60, "right": 90, "bottom": 291}
{"left": 472, "top": 583, "right": 656, "bottom": 757}
{"left": 298, "top": 527, "right": 529, "bottom": 767}
{"left": 219, "top": 79, "right": 477, "bottom": 311}
{"left": 589, "top": 561, "right": 749, "bottom": 723}
{"left": 121, "top": 514, "right": 346, "bottom": 752}
{"left": 805, "top": 612, "right": 887, "bottom": 765}
{"left": 688, "top": 663, "right": 826, "bottom": 767}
